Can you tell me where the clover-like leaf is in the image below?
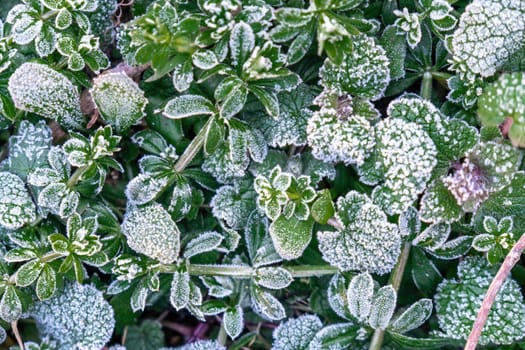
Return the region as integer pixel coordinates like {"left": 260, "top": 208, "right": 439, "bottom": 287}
{"left": 121, "top": 203, "right": 181, "bottom": 264}
{"left": 91, "top": 72, "right": 148, "bottom": 133}
{"left": 8, "top": 62, "right": 84, "bottom": 129}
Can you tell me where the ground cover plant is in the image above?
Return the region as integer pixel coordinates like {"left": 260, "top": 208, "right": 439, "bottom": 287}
{"left": 0, "top": 0, "right": 524, "bottom": 349}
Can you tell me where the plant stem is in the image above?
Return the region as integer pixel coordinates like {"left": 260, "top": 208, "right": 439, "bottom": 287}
{"left": 67, "top": 166, "right": 88, "bottom": 188}
{"left": 217, "top": 321, "right": 228, "bottom": 346}
{"left": 173, "top": 117, "right": 213, "bottom": 173}
{"left": 421, "top": 71, "right": 433, "bottom": 100}
{"left": 185, "top": 264, "right": 338, "bottom": 279}
{"left": 465, "top": 232, "right": 525, "bottom": 350}
{"left": 368, "top": 242, "right": 411, "bottom": 350}
{"left": 11, "top": 320, "right": 24, "bottom": 350}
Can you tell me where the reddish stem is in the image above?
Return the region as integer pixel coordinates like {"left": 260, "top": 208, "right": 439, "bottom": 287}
{"left": 464, "top": 232, "right": 525, "bottom": 350}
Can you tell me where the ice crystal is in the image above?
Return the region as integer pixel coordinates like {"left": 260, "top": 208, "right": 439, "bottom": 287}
{"left": 8, "top": 62, "right": 84, "bottom": 129}
{"left": 320, "top": 35, "right": 390, "bottom": 101}
{"left": 29, "top": 282, "right": 115, "bottom": 350}
{"left": 0, "top": 172, "right": 36, "bottom": 229}
{"left": 202, "top": 143, "right": 250, "bottom": 184}
{"left": 435, "top": 256, "right": 525, "bottom": 345}
{"left": 160, "top": 340, "right": 226, "bottom": 350}
{"left": 369, "top": 118, "right": 437, "bottom": 215}
{"left": 272, "top": 314, "right": 323, "bottom": 350}
{"left": 317, "top": 191, "right": 401, "bottom": 275}
{"left": 449, "top": 0, "right": 525, "bottom": 77}
{"left": 121, "top": 203, "right": 181, "bottom": 263}
{"left": 91, "top": 72, "right": 147, "bottom": 133}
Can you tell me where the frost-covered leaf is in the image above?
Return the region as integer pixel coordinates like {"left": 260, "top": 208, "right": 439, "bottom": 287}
{"left": 126, "top": 320, "right": 165, "bottom": 350}
{"left": 230, "top": 21, "right": 255, "bottom": 69}
{"left": 0, "top": 172, "right": 36, "bottom": 229}
{"left": 7, "top": 5, "right": 42, "bottom": 45}
{"left": 380, "top": 25, "right": 406, "bottom": 80}
{"left": 412, "top": 223, "right": 451, "bottom": 250}
{"left": 211, "top": 184, "right": 256, "bottom": 230}
{"left": 250, "top": 283, "right": 286, "bottom": 321}
{"left": 183, "top": 231, "right": 223, "bottom": 258}
{"left": 398, "top": 206, "right": 421, "bottom": 238}
{"left": 390, "top": 299, "right": 432, "bottom": 333}
{"left": 327, "top": 273, "right": 353, "bottom": 320}
{"left": 1, "top": 120, "right": 52, "bottom": 180}
{"left": 164, "top": 95, "right": 215, "bottom": 120}
{"left": 246, "top": 84, "right": 316, "bottom": 148}
{"left": 449, "top": 0, "right": 525, "bottom": 77}
{"left": 370, "top": 118, "right": 437, "bottom": 215}
{"left": 125, "top": 174, "right": 169, "bottom": 205}
{"left": 307, "top": 103, "right": 375, "bottom": 166}
{"left": 478, "top": 73, "right": 525, "bottom": 147}
{"left": 393, "top": 8, "right": 421, "bottom": 49}
{"left": 202, "top": 143, "right": 249, "bottom": 184}
{"left": 346, "top": 272, "right": 374, "bottom": 322}
{"left": 272, "top": 314, "right": 323, "bottom": 350}
{"left": 192, "top": 50, "right": 219, "bottom": 70}
{"left": 170, "top": 270, "right": 190, "bottom": 311}
{"left": 308, "top": 323, "right": 364, "bottom": 350}
{"left": 91, "top": 72, "right": 148, "bottom": 133}
{"left": 254, "top": 267, "right": 293, "bottom": 290}
{"left": 160, "top": 340, "right": 226, "bottom": 350}
{"left": 320, "top": 35, "right": 390, "bottom": 100}
{"left": 420, "top": 180, "right": 463, "bottom": 224}
{"left": 15, "top": 259, "right": 43, "bottom": 287}
{"left": 29, "top": 283, "right": 114, "bottom": 350}
{"left": 8, "top": 63, "right": 83, "bottom": 129}
{"left": 224, "top": 305, "right": 243, "bottom": 339}
{"left": 36, "top": 265, "right": 56, "bottom": 301}
{"left": 318, "top": 191, "right": 401, "bottom": 275}
{"left": 435, "top": 256, "right": 525, "bottom": 345}
{"left": 121, "top": 204, "right": 180, "bottom": 263}
{"left": 0, "top": 286, "right": 21, "bottom": 322}
{"left": 269, "top": 215, "right": 314, "bottom": 260}
{"left": 368, "top": 285, "right": 396, "bottom": 330}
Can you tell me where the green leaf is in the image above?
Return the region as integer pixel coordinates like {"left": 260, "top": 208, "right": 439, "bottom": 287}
{"left": 388, "top": 332, "right": 461, "bottom": 349}
{"left": 15, "top": 259, "right": 44, "bottom": 287}
{"left": 224, "top": 305, "right": 244, "bottom": 339}
{"left": 192, "top": 50, "right": 219, "bottom": 70}
{"left": 311, "top": 189, "right": 335, "bottom": 225}
{"left": 269, "top": 215, "right": 314, "bottom": 260}
{"left": 0, "top": 286, "right": 22, "bottom": 322}
{"left": 411, "top": 247, "right": 442, "bottom": 294}
{"left": 183, "top": 231, "right": 223, "bottom": 258}
{"left": 273, "top": 315, "right": 322, "bottom": 350}
{"left": 55, "top": 8, "right": 72, "bottom": 30}
{"left": 130, "top": 280, "right": 149, "bottom": 312}
{"left": 369, "top": 285, "right": 396, "bottom": 330}
{"left": 275, "top": 8, "right": 313, "bottom": 27}
{"left": 91, "top": 72, "right": 148, "bottom": 133}
{"left": 0, "top": 172, "right": 36, "bottom": 229}
{"left": 126, "top": 320, "right": 165, "bottom": 350}
{"left": 346, "top": 272, "right": 373, "bottom": 322}
{"left": 250, "top": 283, "right": 286, "bottom": 321}
{"left": 230, "top": 21, "right": 255, "bottom": 69}
{"left": 35, "top": 24, "right": 56, "bottom": 57}
{"left": 420, "top": 180, "right": 463, "bottom": 224}
{"left": 380, "top": 25, "right": 406, "bottom": 80}
{"left": 172, "top": 57, "right": 193, "bottom": 92}
{"left": 249, "top": 85, "right": 279, "bottom": 118}
{"left": 427, "top": 236, "right": 472, "bottom": 260}
{"left": 170, "top": 270, "right": 190, "bottom": 311}
{"left": 36, "top": 265, "right": 56, "bottom": 300}
{"left": 390, "top": 299, "right": 432, "bottom": 333}
{"left": 204, "top": 117, "right": 224, "bottom": 155}
{"left": 309, "top": 323, "right": 364, "bottom": 349}
{"left": 472, "top": 234, "right": 495, "bottom": 252}
{"left": 4, "top": 248, "right": 37, "bottom": 262}
{"left": 286, "top": 22, "right": 315, "bottom": 65}
{"left": 8, "top": 62, "right": 84, "bottom": 129}
{"left": 219, "top": 84, "right": 248, "bottom": 119}
{"left": 164, "top": 95, "right": 215, "bottom": 119}
{"left": 412, "top": 223, "right": 451, "bottom": 250}
{"left": 254, "top": 267, "right": 293, "bottom": 290}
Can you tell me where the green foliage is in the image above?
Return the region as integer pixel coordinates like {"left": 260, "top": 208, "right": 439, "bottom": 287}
{"left": 0, "top": 0, "right": 525, "bottom": 348}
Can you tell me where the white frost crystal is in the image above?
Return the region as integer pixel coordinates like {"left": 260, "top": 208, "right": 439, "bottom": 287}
{"left": 435, "top": 256, "right": 525, "bottom": 345}
{"left": 8, "top": 62, "right": 84, "bottom": 129}
{"left": 320, "top": 35, "right": 390, "bottom": 101}
{"left": 0, "top": 171, "right": 36, "bottom": 229}
{"left": 449, "top": 0, "right": 525, "bottom": 77}
{"left": 317, "top": 191, "right": 401, "bottom": 275}
{"left": 121, "top": 203, "right": 181, "bottom": 263}
{"left": 91, "top": 72, "right": 148, "bottom": 133}
{"left": 160, "top": 340, "right": 226, "bottom": 350}
{"left": 29, "top": 282, "right": 115, "bottom": 350}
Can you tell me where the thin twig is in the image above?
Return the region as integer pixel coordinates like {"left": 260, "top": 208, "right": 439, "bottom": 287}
{"left": 464, "top": 232, "right": 525, "bottom": 350}
{"left": 11, "top": 320, "right": 24, "bottom": 350}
